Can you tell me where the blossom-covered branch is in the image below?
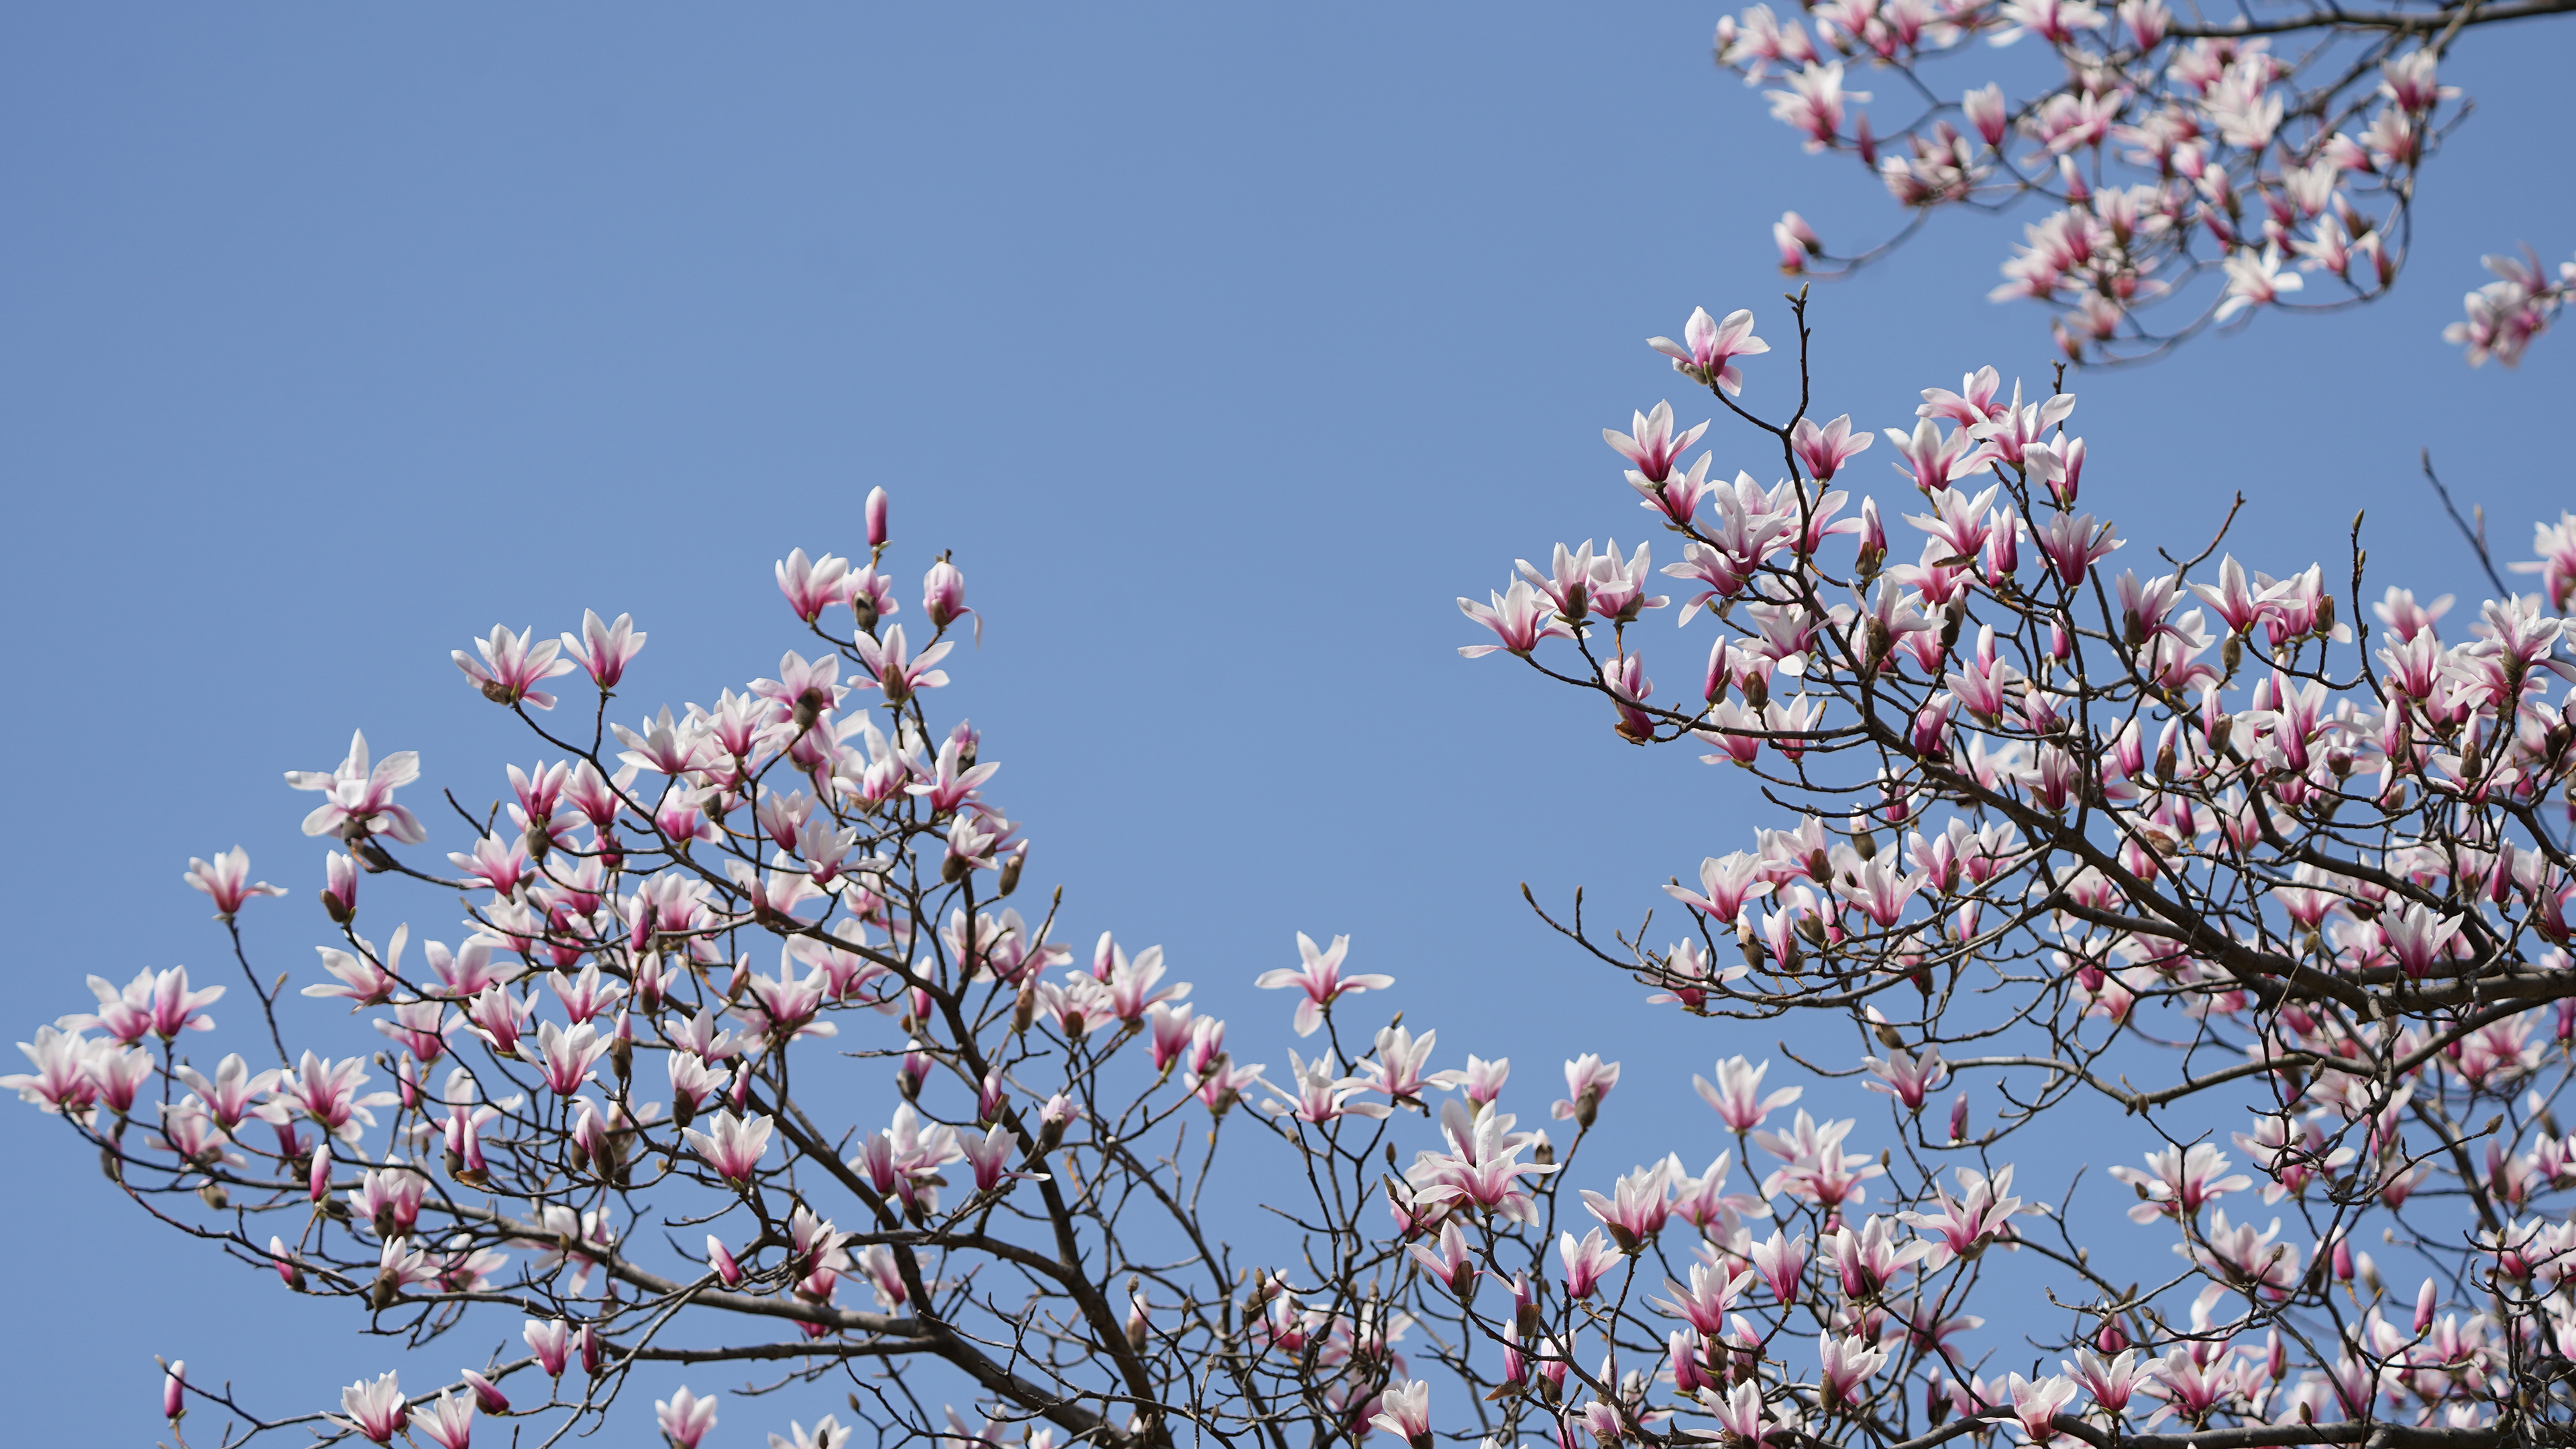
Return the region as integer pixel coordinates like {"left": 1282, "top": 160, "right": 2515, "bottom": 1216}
{"left": 1713, "top": 0, "right": 2573, "bottom": 366}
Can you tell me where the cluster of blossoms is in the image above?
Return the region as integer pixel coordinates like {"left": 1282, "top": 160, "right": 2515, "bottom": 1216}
{"left": 12, "top": 315, "right": 2576, "bottom": 1448}
{"left": 1711, "top": 0, "right": 2569, "bottom": 368}
{"left": 1442, "top": 296, "right": 2576, "bottom": 1446}
{"left": 2444, "top": 248, "right": 2576, "bottom": 369}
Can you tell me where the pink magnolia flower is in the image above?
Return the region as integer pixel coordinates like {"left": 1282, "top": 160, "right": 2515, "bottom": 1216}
{"left": 2383, "top": 900, "right": 2467, "bottom": 978}
{"left": 408, "top": 1391, "right": 476, "bottom": 1449}
{"left": 526, "top": 1319, "right": 572, "bottom": 1377}
{"left": 2065, "top": 1346, "right": 2147, "bottom": 1415}
{"left": 453, "top": 624, "right": 576, "bottom": 709}
{"left": 286, "top": 731, "right": 429, "bottom": 845}
{"left": 959, "top": 1124, "right": 1046, "bottom": 1192}
{"left": 2214, "top": 244, "right": 2302, "bottom": 321}
{"left": 1354, "top": 1024, "right": 1466, "bottom": 1103}
{"left": 1701, "top": 1379, "right": 1770, "bottom": 1444}
{"left": 69, "top": 964, "right": 224, "bottom": 1043}
{"left": 1665, "top": 851, "right": 1774, "bottom": 926}
{"left": 1254, "top": 932, "right": 1392, "bottom": 1037}
{"left": 2005, "top": 1372, "right": 2079, "bottom": 1444}
{"left": 1264, "top": 1051, "right": 1393, "bottom": 1126}
{"left": 162, "top": 1360, "right": 186, "bottom": 1421}
{"left": 1648, "top": 307, "right": 1771, "bottom": 395}
{"left": 172, "top": 1053, "right": 276, "bottom": 1133}
{"left": 853, "top": 625, "right": 953, "bottom": 704}
{"left": 776, "top": 548, "right": 852, "bottom": 623}
{"left": 2034, "top": 512, "right": 2123, "bottom": 586}
{"left": 1748, "top": 1226, "right": 1809, "bottom": 1303}
{"left": 329, "top": 1371, "right": 408, "bottom": 1445}
{"left": 182, "top": 847, "right": 286, "bottom": 918}
{"left": 1654, "top": 1260, "right": 1757, "bottom": 1335}
{"left": 684, "top": 1109, "right": 775, "bottom": 1184}
{"left": 1605, "top": 400, "right": 1711, "bottom": 484}
{"left": 1458, "top": 579, "right": 1575, "bottom": 657}
{"left": 922, "top": 557, "right": 978, "bottom": 643}
{"left": 306, "top": 929, "right": 407, "bottom": 1008}
{"left": 1790, "top": 413, "right": 1874, "bottom": 482}
{"left": 459, "top": 1371, "right": 508, "bottom": 1414}
{"left": 560, "top": 608, "right": 646, "bottom": 690}
{"left": 1695, "top": 1055, "right": 1803, "bottom": 1133}
{"left": 1816, "top": 1332, "right": 1888, "bottom": 1410}
{"left": 2108, "top": 1142, "right": 2252, "bottom": 1222}
{"left": 1551, "top": 1053, "right": 1621, "bottom": 1126}
{"left": 657, "top": 1386, "right": 719, "bottom": 1449}
{"left": 2512, "top": 510, "right": 2576, "bottom": 611}
{"left": 521, "top": 1020, "right": 611, "bottom": 1097}
{"left": 1408, "top": 1219, "right": 1479, "bottom": 1296}
{"left": 278, "top": 1051, "right": 398, "bottom": 1142}
{"left": 1558, "top": 1226, "right": 1622, "bottom": 1299}
{"left": 1367, "top": 1380, "right": 1432, "bottom": 1449}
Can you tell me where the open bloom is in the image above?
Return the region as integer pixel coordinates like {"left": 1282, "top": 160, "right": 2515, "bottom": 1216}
{"left": 409, "top": 1391, "right": 476, "bottom": 1449}
{"left": 453, "top": 624, "right": 576, "bottom": 709}
{"left": 1696, "top": 1055, "right": 1802, "bottom": 1132}
{"left": 561, "top": 608, "right": 646, "bottom": 688}
{"left": 684, "top": 1109, "right": 775, "bottom": 1184}
{"left": 328, "top": 1372, "right": 408, "bottom": 1445}
{"left": 656, "top": 1386, "right": 719, "bottom": 1449}
{"left": 1253, "top": 932, "right": 1392, "bottom": 1037}
{"left": 1368, "top": 1380, "right": 1432, "bottom": 1448}
{"left": 1649, "top": 307, "right": 1770, "bottom": 394}
{"left": 182, "top": 847, "right": 286, "bottom": 918}
{"left": 286, "top": 731, "right": 429, "bottom": 845}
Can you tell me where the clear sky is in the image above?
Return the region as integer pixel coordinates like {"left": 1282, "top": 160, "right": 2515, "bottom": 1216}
{"left": 2, "top": 6, "right": 2569, "bottom": 1442}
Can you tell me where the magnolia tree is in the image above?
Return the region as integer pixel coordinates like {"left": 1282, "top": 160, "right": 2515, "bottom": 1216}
{"left": 1710, "top": 0, "right": 2575, "bottom": 366}
{"left": 11, "top": 302, "right": 2576, "bottom": 1449}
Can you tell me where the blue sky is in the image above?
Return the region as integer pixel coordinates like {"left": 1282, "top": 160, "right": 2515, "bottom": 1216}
{"left": 2, "top": 6, "right": 2569, "bottom": 1442}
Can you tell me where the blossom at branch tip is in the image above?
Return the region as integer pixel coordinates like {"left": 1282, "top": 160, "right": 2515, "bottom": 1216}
{"left": 1816, "top": 1332, "right": 1888, "bottom": 1409}
{"left": 1367, "top": 1380, "right": 1433, "bottom": 1449}
{"left": 1648, "top": 307, "right": 1770, "bottom": 395}
{"left": 1263, "top": 1050, "right": 1392, "bottom": 1125}
{"left": 521, "top": 1020, "right": 611, "bottom": 1097}
{"left": 183, "top": 847, "right": 286, "bottom": 919}
{"left": 2108, "top": 1142, "right": 2252, "bottom": 1222}
{"left": 2004, "top": 1372, "right": 2079, "bottom": 1444}
{"left": 453, "top": 625, "right": 576, "bottom": 710}
{"left": 1605, "top": 400, "right": 1711, "bottom": 484}
{"left": 1458, "top": 578, "right": 1574, "bottom": 657}
{"left": 2511, "top": 511, "right": 2576, "bottom": 612}
{"left": 776, "top": 548, "right": 852, "bottom": 623}
{"left": 1695, "top": 1055, "right": 1802, "bottom": 1133}
{"left": 327, "top": 1371, "right": 408, "bottom": 1445}
{"left": 1861, "top": 1042, "right": 1948, "bottom": 1109}
{"left": 1253, "top": 932, "right": 1392, "bottom": 1037}
{"left": 1558, "top": 1226, "right": 1622, "bottom": 1299}
{"left": 1790, "top": 413, "right": 1874, "bottom": 482}
{"left": 559, "top": 608, "right": 645, "bottom": 690}
{"left": 960, "top": 1124, "right": 1047, "bottom": 1192}
{"left": 306, "top": 927, "right": 409, "bottom": 1008}
{"left": 1551, "top": 1054, "right": 1621, "bottom": 1126}
{"left": 683, "top": 1108, "right": 774, "bottom": 1184}
{"left": 2065, "top": 1346, "right": 2147, "bottom": 1415}
{"left": 656, "top": 1387, "right": 719, "bottom": 1449}
{"left": 767, "top": 1414, "right": 849, "bottom": 1449}
{"left": 853, "top": 625, "right": 953, "bottom": 704}
{"left": 286, "top": 731, "right": 428, "bottom": 845}
{"left": 2214, "top": 244, "right": 2303, "bottom": 322}
{"left": 409, "top": 1391, "right": 476, "bottom": 1449}
{"left": 525, "top": 1320, "right": 572, "bottom": 1377}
